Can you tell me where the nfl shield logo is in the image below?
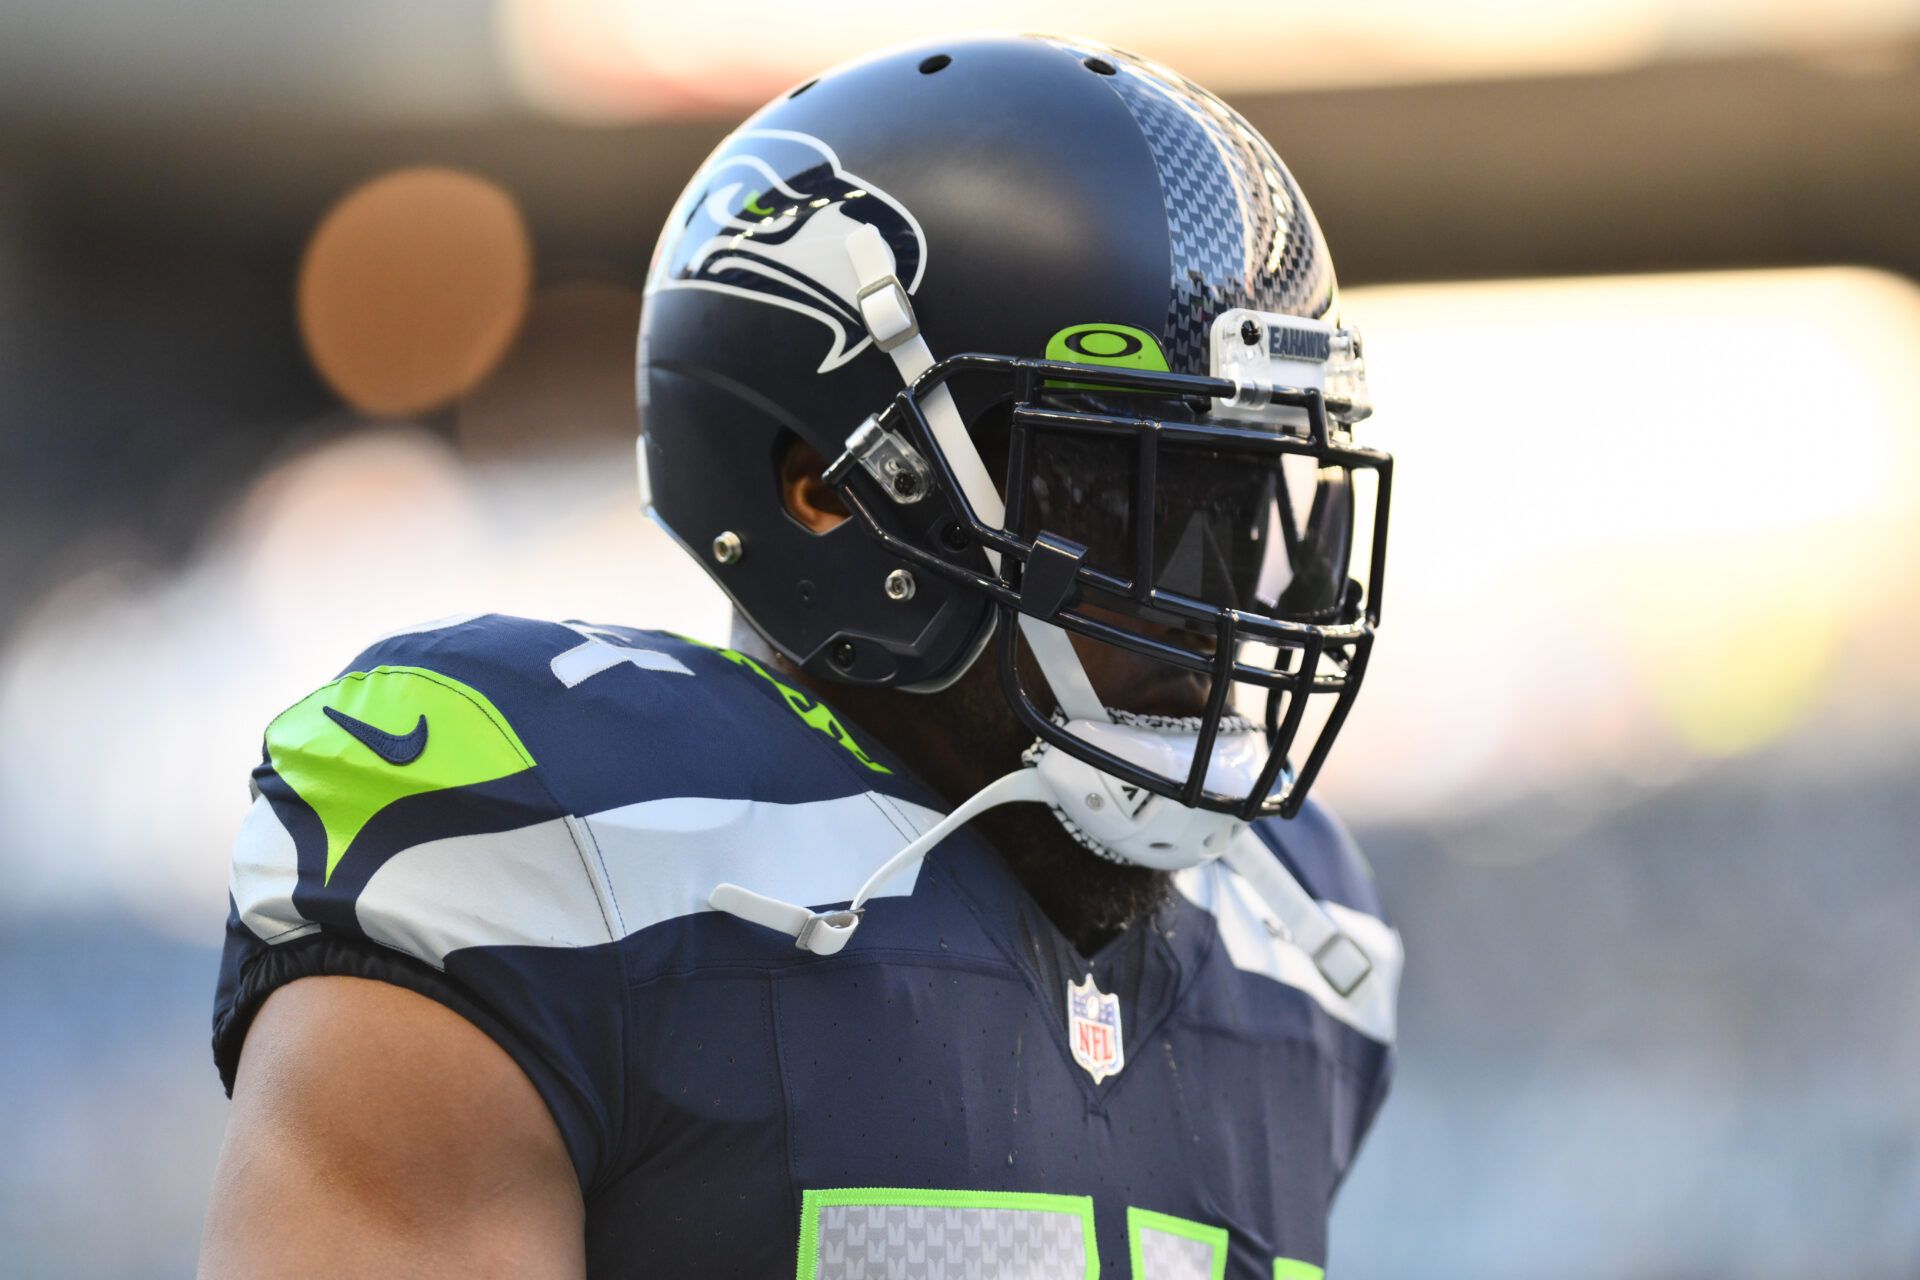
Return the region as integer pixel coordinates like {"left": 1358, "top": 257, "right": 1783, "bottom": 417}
{"left": 1067, "top": 975, "right": 1125, "bottom": 1083}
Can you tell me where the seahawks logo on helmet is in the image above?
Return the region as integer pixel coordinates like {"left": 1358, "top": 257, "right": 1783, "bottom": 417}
{"left": 647, "top": 129, "right": 927, "bottom": 374}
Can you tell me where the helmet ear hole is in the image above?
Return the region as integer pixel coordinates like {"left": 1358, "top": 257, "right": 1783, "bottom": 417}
{"left": 918, "top": 54, "right": 951, "bottom": 75}
{"left": 775, "top": 432, "right": 848, "bottom": 535}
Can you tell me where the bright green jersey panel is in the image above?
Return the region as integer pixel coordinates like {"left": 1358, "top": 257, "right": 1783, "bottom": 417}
{"left": 263, "top": 665, "right": 534, "bottom": 884}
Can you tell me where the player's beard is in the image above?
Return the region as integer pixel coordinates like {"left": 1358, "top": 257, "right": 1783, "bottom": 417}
{"left": 972, "top": 802, "right": 1171, "bottom": 954}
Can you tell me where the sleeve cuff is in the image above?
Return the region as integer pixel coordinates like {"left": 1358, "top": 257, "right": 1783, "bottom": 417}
{"left": 213, "top": 932, "right": 523, "bottom": 1095}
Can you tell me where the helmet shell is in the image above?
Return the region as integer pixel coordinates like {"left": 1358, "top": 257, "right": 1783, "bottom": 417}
{"left": 639, "top": 34, "right": 1340, "bottom": 688}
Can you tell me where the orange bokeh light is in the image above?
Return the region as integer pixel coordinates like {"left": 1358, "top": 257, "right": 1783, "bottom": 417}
{"left": 297, "top": 166, "right": 532, "bottom": 418}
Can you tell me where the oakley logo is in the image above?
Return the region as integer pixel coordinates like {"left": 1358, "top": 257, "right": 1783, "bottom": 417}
{"left": 1045, "top": 322, "right": 1170, "bottom": 375}
{"left": 323, "top": 705, "right": 428, "bottom": 766}
{"left": 1063, "top": 328, "right": 1143, "bottom": 359}
{"left": 648, "top": 129, "right": 927, "bottom": 373}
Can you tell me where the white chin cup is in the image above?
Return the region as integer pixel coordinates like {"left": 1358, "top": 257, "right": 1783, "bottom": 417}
{"left": 1030, "top": 717, "right": 1265, "bottom": 871}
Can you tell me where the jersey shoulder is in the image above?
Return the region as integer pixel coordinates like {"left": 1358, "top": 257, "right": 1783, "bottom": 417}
{"left": 298, "top": 611, "right": 902, "bottom": 811}
{"left": 229, "top": 611, "right": 940, "bottom": 964}
{"left": 1173, "top": 796, "right": 1401, "bottom": 1047}
{"left": 218, "top": 612, "right": 961, "bottom": 1189}
{"left": 1251, "top": 795, "right": 1386, "bottom": 924}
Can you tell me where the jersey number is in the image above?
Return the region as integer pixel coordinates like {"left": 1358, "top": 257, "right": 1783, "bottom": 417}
{"left": 795, "top": 1187, "right": 1324, "bottom": 1279}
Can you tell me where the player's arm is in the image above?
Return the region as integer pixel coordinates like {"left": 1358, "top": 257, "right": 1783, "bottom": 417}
{"left": 198, "top": 976, "right": 586, "bottom": 1280}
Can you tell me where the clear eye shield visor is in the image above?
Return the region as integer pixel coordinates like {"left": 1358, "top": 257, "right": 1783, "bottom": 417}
{"left": 825, "top": 308, "right": 1392, "bottom": 823}
{"left": 1013, "top": 406, "right": 1357, "bottom": 630}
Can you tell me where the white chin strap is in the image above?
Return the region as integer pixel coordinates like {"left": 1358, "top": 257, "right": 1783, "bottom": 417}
{"left": 708, "top": 732, "right": 1370, "bottom": 995}
{"left": 711, "top": 768, "right": 1049, "bottom": 957}
{"left": 840, "top": 222, "right": 1106, "bottom": 723}
{"left": 706, "top": 226, "right": 1371, "bottom": 997}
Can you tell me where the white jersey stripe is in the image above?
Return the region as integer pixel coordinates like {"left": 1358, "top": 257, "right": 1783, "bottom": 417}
{"left": 229, "top": 789, "right": 946, "bottom": 967}
{"left": 234, "top": 777, "right": 1396, "bottom": 1041}
{"left": 1175, "top": 859, "right": 1402, "bottom": 1045}
{"left": 229, "top": 794, "right": 315, "bottom": 945}
{"left": 357, "top": 817, "right": 614, "bottom": 962}
{"left": 587, "top": 792, "right": 943, "bottom": 945}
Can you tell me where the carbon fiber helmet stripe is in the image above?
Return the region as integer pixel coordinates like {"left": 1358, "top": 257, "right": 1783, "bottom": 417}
{"left": 1048, "top": 40, "right": 1338, "bottom": 374}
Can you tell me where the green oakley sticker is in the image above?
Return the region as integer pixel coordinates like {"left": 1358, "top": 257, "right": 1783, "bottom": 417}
{"left": 1044, "top": 322, "right": 1171, "bottom": 393}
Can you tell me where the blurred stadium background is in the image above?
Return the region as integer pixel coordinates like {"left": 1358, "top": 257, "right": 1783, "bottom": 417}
{"left": 4, "top": 2, "right": 1920, "bottom": 1276}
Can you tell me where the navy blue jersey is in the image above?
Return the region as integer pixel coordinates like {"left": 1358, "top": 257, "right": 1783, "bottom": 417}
{"left": 214, "top": 614, "right": 1400, "bottom": 1278}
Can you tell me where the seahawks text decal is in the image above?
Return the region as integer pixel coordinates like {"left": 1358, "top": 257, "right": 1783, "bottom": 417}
{"left": 646, "top": 129, "right": 926, "bottom": 373}
{"left": 674, "top": 634, "right": 892, "bottom": 774}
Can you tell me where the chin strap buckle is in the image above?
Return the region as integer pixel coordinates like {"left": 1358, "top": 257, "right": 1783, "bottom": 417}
{"left": 1310, "top": 932, "right": 1373, "bottom": 998}
{"left": 708, "top": 770, "right": 1053, "bottom": 957}
{"left": 709, "top": 883, "right": 866, "bottom": 956}
{"left": 856, "top": 275, "right": 919, "bottom": 351}
{"left": 1221, "top": 833, "right": 1373, "bottom": 998}
{"left": 794, "top": 908, "right": 864, "bottom": 956}
{"left": 846, "top": 223, "right": 920, "bottom": 352}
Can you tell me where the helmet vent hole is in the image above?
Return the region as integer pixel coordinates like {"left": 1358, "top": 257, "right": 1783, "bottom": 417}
{"left": 788, "top": 78, "right": 818, "bottom": 99}
{"left": 918, "top": 54, "right": 951, "bottom": 75}
{"left": 1083, "top": 56, "right": 1117, "bottom": 76}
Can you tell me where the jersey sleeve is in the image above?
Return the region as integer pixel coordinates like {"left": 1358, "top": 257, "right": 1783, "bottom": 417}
{"left": 211, "top": 616, "right": 629, "bottom": 1191}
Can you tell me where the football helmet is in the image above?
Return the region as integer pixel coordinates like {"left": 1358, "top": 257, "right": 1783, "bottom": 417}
{"left": 639, "top": 35, "right": 1390, "bottom": 974}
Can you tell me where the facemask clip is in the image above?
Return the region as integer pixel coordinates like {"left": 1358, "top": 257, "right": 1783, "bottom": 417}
{"left": 836, "top": 416, "right": 933, "bottom": 505}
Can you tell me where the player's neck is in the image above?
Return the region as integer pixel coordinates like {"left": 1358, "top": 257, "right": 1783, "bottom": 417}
{"left": 733, "top": 621, "right": 1169, "bottom": 959}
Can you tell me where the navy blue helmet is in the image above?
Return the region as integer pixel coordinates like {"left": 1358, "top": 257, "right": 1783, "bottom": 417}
{"left": 639, "top": 34, "right": 1391, "bottom": 822}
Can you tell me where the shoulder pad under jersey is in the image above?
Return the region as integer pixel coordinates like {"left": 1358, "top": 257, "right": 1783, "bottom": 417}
{"left": 215, "top": 612, "right": 949, "bottom": 1186}
{"left": 227, "top": 611, "right": 935, "bottom": 962}
{"left": 1175, "top": 797, "right": 1402, "bottom": 1047}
